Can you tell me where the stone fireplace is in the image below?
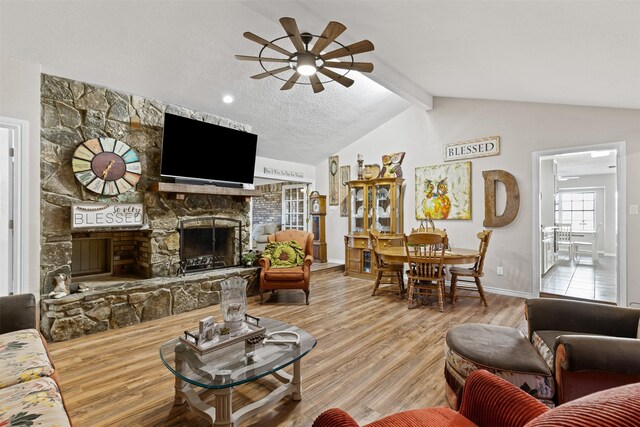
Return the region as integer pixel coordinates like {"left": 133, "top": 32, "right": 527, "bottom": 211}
{"left": 39, "top": 74, "right": 260, "bottom": 341}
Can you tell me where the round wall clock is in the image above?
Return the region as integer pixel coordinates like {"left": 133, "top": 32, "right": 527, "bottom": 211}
{"left": 72, "top": 138, "right": 141, "bottom": 196}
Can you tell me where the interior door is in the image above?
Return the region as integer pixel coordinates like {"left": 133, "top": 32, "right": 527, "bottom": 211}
{"left": 281, "top": 184, "right": 307, "bottom": 231}
{"left": 0, "top": 127, "right": 13, "bottom": 295}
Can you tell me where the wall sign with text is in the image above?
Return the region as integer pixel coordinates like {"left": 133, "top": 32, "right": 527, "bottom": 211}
{"left": 444, "top": 136, "right": 500, "bottom": 162}
{"left": 71, "top": 202, "right": 144, "bottom": 229}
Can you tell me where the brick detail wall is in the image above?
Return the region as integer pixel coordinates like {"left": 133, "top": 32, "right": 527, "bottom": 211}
{"left": 253, "top": 183, "right": 284, "bottom": 226}
{"left": 71, "top": 230, "right": 152, "bottom": 277}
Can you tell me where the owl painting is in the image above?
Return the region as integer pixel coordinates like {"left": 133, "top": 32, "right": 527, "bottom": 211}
{"left": 415, "top": 162, "right": 471, "bottom": 220}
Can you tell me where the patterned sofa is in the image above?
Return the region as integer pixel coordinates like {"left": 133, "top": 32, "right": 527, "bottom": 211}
{"left": 0, "top": 294, "right": 71, "bottom": 426}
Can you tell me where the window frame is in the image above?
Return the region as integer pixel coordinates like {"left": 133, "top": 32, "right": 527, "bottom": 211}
{"left": 556, "top": 190, "right": 596, "bottom": 231}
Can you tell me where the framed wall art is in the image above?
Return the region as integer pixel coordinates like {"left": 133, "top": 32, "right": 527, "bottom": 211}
{"left": 415, "top": 161, "right": 471, "bottom": 220}
{"left": 339, "top": 165, "right": 351, "bottom": 216}
{"left": 329, "top": 155, "right": 339, "bottom": 205}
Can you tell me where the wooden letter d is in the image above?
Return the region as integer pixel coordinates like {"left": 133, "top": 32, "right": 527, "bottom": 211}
{"left": 483, "top": 170, "right": 519, "bottom": 227}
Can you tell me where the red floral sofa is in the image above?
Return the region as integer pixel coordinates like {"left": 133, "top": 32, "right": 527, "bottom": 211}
{"left": 0, "top": 294, "right": 71, "bottom": 426}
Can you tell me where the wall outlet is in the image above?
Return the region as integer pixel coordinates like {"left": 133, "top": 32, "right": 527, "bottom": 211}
{"left": 497, "top": 266, "right": 504, "bottom": 276}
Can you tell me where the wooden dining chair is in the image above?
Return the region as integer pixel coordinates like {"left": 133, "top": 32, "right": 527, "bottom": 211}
{"left": 369, "top": 230, "right": 405, "bottom": 298}
{"left": 403, "top": 232, "right": 448, "bottom": 312}
{"left": 449, "top": 230, "right": 492, "bottom": 307}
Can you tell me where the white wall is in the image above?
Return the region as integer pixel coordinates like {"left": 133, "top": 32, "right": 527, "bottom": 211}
{"left": 0, "top": 56, "right": 42, "bottom": 297}
{"left": 558, "top": 174, "right": 616, "bottom": 255}
{"left": 254, "top": 156, "right": 316, "bottom": 184}
{"left": 319, "top": 98, "right": 640, "bottom": 304}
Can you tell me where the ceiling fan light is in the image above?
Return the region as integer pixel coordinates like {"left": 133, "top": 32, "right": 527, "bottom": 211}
{"left": 238, "top": 17, "right": 374, "bottom": 93}
{"left": 296, "top": 53, "right": 317, "bottom": 76}
{"left": 297, "top": 64, "right": 317, "bottom": 76}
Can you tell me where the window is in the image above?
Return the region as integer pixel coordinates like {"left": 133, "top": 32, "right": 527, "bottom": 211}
{"left": 282, "top": 184, "right": 307, "bottom": 230}
{"left": 557, "top": 191, "right": 595, "bottom": 231}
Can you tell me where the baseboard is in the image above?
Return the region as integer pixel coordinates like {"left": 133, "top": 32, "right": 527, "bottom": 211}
{"left": 327, "top": 258, "right": 344, "bottom": 264}
{"left": 482, "top": 286, "right": 535, "bottom": 299}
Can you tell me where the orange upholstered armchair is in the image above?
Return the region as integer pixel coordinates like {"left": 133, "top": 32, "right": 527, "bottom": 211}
{"left": 313, "top": 369, "right": 640, "bottom": 426}
{"left": 259, "top": 229, "right": 314, "bottom": 304}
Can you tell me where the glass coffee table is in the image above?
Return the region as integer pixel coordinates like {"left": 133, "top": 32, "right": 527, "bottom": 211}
{"left": 159, "top": 317, "right": 316, "bottom": 426}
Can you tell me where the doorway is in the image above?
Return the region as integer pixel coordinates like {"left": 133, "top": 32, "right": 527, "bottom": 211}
{"left": 533, "top": 142, "right": 626, "bottom": 305}
{"left": 0, "top": 117, "right": 28, "bottom": 296}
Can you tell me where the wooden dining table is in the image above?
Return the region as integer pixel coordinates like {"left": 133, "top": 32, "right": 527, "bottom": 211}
{"left": 375, "top": 246, "right": 480, "bottom": 265}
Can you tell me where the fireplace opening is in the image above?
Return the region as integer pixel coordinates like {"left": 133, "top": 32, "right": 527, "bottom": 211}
{"left": 179, "top": 217, "right": 242, "bottom": 274}
{"left": 70, "top": 230, "right": 152, "bottom": 283}
{"left": 71, "top": 237, "right": 112, "bottom": 277}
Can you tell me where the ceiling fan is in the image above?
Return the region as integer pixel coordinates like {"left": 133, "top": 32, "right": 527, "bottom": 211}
{"left": 236, "top": 17, "right": 374, "bottom": 93}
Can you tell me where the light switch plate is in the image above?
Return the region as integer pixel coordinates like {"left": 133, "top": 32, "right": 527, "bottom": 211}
{"left": 630, "top": 204, "right": 639, "bottom": 215}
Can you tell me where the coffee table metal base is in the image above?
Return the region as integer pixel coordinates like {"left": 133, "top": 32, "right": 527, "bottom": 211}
{"left": 173, "top": 357, "right": 302, "bottom": 427}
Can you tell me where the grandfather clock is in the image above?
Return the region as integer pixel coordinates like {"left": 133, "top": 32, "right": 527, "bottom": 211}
{"left": 309, "top": 192, "right": 327, "bottom": 262}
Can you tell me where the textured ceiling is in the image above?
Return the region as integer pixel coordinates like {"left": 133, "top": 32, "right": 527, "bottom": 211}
{"left": 2, "top": 1, "right": 639, "bottom": 167}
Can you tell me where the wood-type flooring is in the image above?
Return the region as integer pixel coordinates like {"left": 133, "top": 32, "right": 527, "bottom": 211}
{"left": 48, "top": 270, "right": 526, "bottom": 426}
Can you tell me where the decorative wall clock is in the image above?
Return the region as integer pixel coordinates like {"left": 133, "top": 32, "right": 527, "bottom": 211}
{"left": 72, "top": 138, "right": 141, "bottom": 196}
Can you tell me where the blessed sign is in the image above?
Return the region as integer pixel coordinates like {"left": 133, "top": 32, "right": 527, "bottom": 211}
{"left": 444, "top": 136, "right": 500, "bottom": 162}
{"left": 263, "top": 167, "right": 304, "bottom": 178}
{"left": 71, "top": 202, "right": 144, "bottom": 229}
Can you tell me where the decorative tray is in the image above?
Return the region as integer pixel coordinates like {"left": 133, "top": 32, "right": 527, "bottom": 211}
{"left": 179, "top": 321, "right": 266, "bottom": 355}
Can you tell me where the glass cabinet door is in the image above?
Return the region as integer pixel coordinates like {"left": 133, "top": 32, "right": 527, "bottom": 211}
{"left": 375, "top": 182, "right": 391, "bottom": 233}
{"left": 350, "top": 184, "right": 366, "bottom": 235}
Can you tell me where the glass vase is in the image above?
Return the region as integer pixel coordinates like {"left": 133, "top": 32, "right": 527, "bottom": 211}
{"left": 219, "top": 276, "right": 248, "bottom": 334}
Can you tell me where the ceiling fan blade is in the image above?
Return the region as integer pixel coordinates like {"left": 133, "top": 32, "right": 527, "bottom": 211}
{"left": 281, "top": 72, "right": 301, "bottom": 90}
{"left": 280, "top": 17, "right": 305, "bottom": 52}
{"left": 324, "top": 61, "right": 374, "bottom": 73}
{"left": 318, "top": 68, "right": 354, "bottom": 88}
{"left": 309, "top": 74, "right": 325, "bottom": 93}
{"left": 310, "top": 21, "right": 347, "bottom": 55}
{"left": 322, "top": 40, "right": 375, "bottom": 61}
{"left": 235, "top": 55, "right": 291, "bottom": 63}
{"left": 251, "top": 66, "right": 292, "bottom": 80}
{"left": 243, "top": 32, "right": 292, "bottom": 57}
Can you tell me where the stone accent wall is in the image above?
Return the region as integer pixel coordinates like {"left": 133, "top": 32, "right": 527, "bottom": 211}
{"left": 40, "top": 74, "right": 258, "bottom": 340}
{"left": 41, "top": 74, "right": 252, "bottom": 291}
{"left": 40, "top": 268, "right": 259, "bottom": 342}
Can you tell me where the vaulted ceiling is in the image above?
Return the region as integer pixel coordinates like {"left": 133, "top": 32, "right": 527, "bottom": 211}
{"left": 2, "top": 1, "right": 639, "bottom": 166}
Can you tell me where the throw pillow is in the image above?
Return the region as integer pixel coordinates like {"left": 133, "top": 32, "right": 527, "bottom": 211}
{"left": 263, "top": 240, "right": 305, "bottom": 268}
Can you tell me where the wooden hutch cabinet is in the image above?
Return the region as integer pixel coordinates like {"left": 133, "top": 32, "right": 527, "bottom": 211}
{"left": 344, "top": 177, "right": 404, "bottom": 278}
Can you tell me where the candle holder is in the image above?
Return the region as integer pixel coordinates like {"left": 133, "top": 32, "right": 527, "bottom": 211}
{"left": 357, "top": 155, "right": 364, "bottom": 180}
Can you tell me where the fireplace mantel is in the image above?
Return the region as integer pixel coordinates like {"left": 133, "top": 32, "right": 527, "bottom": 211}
{"left": 150, "top": 182, "right": 262, "bottom": 200}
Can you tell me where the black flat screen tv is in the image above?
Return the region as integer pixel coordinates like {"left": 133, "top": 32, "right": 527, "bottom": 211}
{"left": 160, "top": 113, "right": 258, "bottom": 186}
